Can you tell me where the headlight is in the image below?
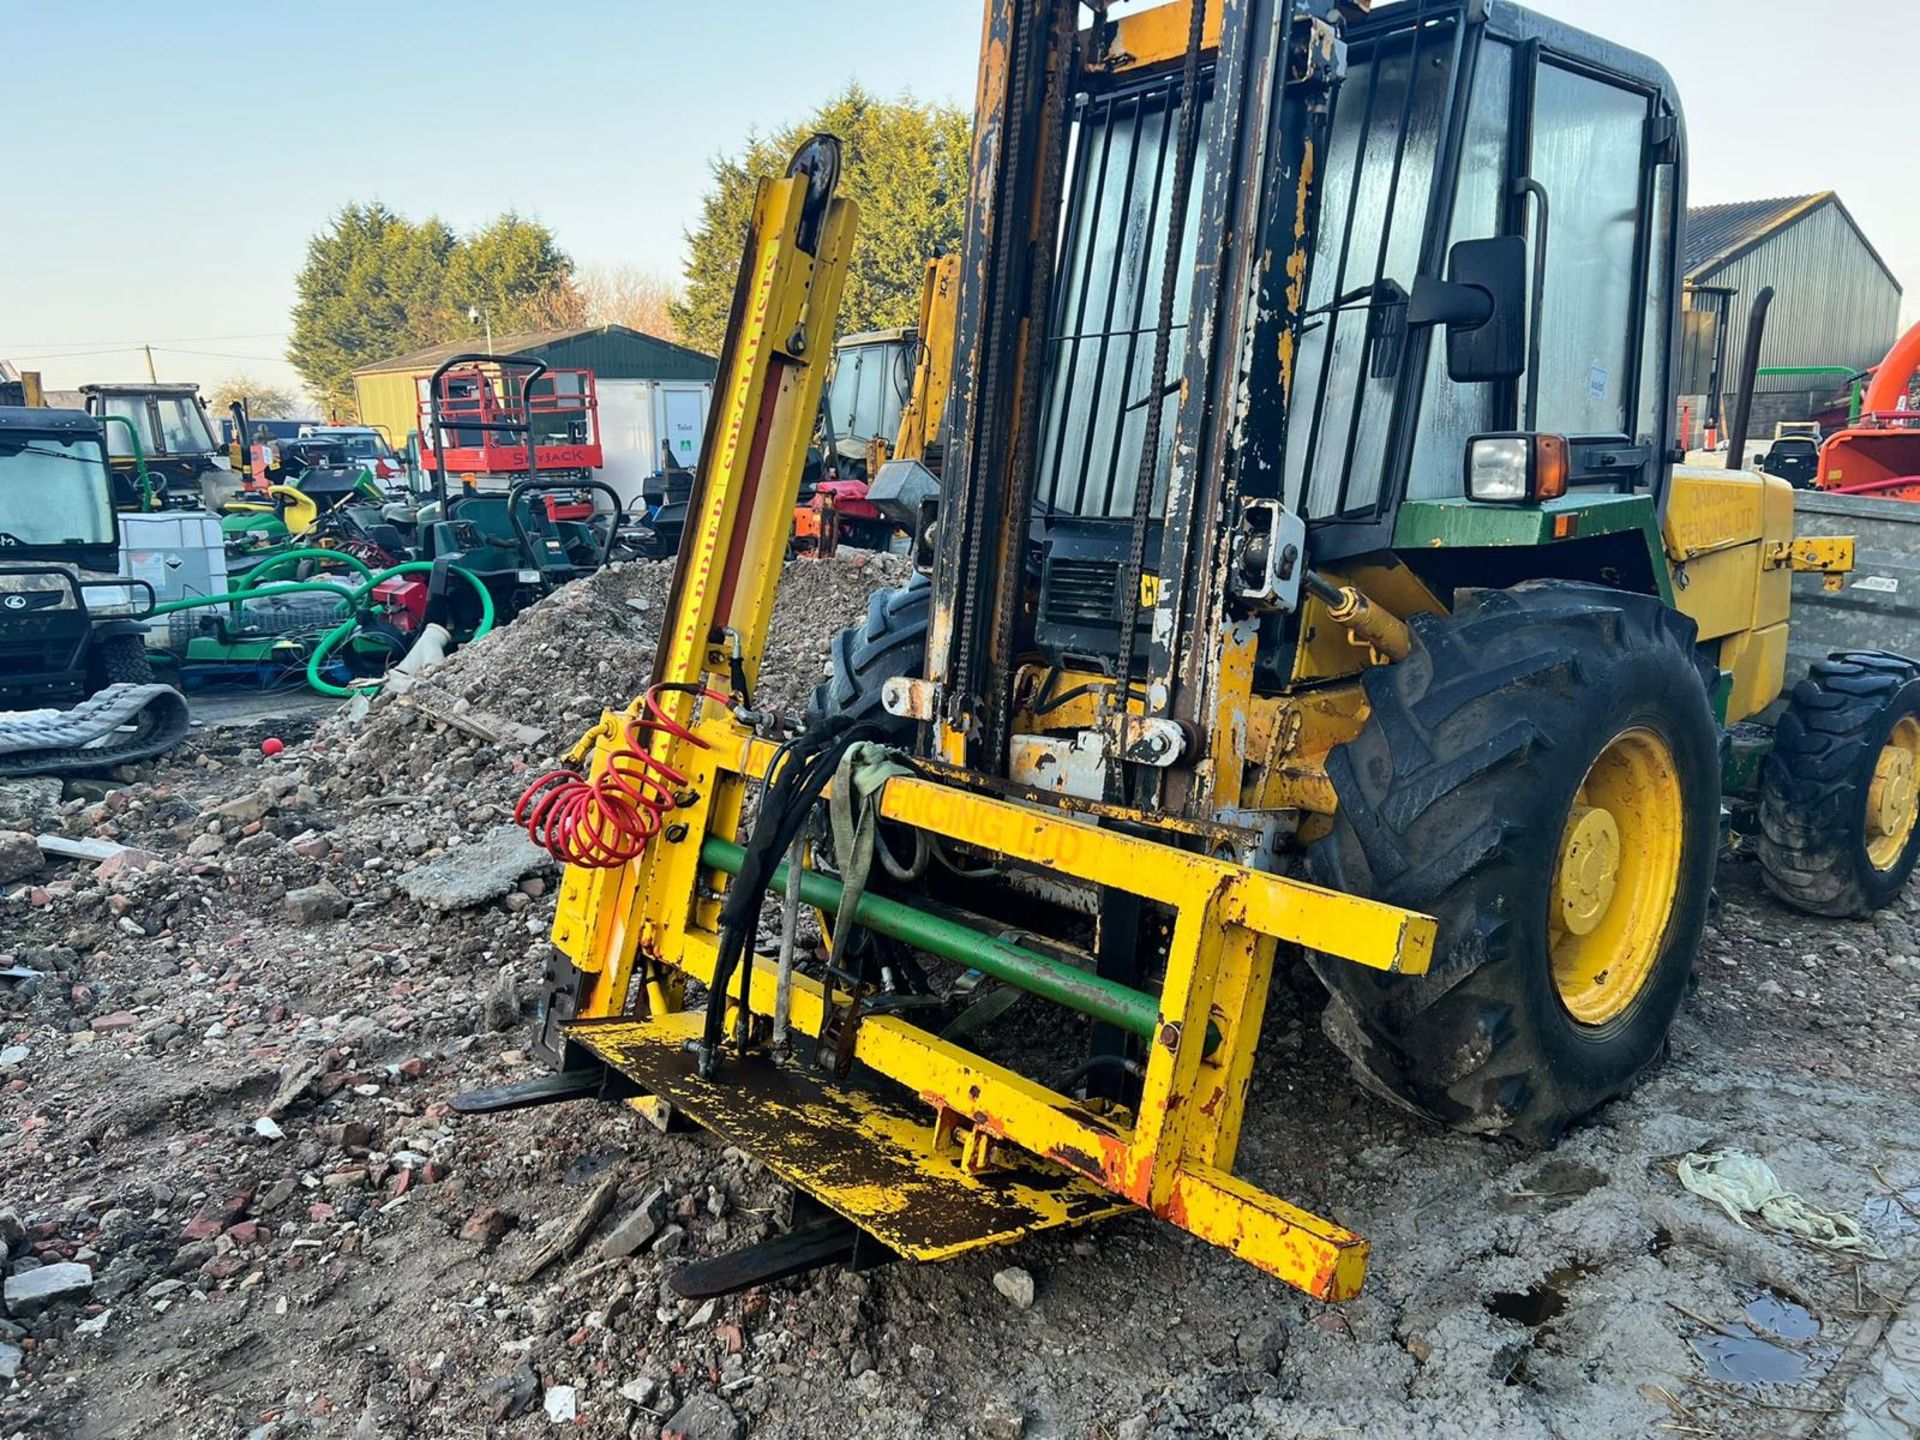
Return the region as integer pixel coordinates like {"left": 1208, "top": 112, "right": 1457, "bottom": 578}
{"left": 1467, "top": 438, "right": 1531, "bottom": 502}
{"left": 1466, "top": 434, "right": 1570, "bottom": 503}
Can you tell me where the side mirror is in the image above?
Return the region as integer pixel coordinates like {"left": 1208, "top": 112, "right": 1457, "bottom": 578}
{"left": 1410, "top": 235, "right": 1528, "bottom": 383}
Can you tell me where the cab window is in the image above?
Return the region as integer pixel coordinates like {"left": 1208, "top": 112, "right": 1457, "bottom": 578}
{"left": 1528, "top": 64, "right": 1650, "bottom": 439}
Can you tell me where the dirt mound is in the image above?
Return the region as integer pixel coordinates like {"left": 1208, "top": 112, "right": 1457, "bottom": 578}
{"left": 302, "top": 551, "right": 912, "bottom": 829}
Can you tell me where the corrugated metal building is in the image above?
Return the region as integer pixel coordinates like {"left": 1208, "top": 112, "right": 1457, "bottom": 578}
{"left": 352, "top": 325, "right": 718, "bottom": 504}
{"left": 1679, "top": 193, "right": 1902, "bottom": 441}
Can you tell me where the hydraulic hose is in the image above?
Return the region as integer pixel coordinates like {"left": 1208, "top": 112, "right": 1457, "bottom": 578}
{"left": 232, "top": 547, "right": 376, "bottom": 590}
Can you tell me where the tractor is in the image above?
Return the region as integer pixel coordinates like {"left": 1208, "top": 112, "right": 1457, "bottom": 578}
{"left": 473, "top": 0, "right": 1907, "bottom": 1306}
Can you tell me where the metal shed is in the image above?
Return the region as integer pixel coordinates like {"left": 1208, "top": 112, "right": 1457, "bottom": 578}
{"left": 1678, "top": 193, "right": 1902, "bottom": 441}
{"left": 352, "top": 325, "right": 718, "bottom": 504}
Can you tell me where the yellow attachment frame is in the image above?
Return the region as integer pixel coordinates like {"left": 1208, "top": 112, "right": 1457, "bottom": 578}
{"left": 554, "top": 702, "right": 1434, "bottom": 1300}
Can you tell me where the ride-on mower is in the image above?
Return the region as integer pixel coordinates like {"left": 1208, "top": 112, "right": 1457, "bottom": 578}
{"left": 471, "top": 0, "right": 1902, "bottom": 1305}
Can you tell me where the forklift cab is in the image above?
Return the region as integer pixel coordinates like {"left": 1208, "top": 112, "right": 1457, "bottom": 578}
{"left": 1009, "top": 1, "right": 1686, "bottom": 685}
{"left": 82, "top": 382, "right": 234, "bottom": 511}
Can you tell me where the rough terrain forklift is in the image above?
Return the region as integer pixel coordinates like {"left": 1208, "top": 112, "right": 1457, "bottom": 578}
{"left": 475, "top": 0, "right": 1905, "bottom": 1304}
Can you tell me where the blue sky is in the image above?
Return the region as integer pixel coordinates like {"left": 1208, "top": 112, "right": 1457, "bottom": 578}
{"left": 4, "top": 0, "right": 1913, "bottom": 399}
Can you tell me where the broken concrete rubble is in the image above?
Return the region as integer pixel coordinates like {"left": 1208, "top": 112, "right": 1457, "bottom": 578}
{"left": 283, "top": 881, "right": 349, "bottom": 923}
{"left": 3, "top": 1262, "right": 93, "bottom": 1317}
{"left": 0, "top": 831, "right": 43, "bottom": 885}
{"left": 0, "top": 778, "right": 61, "bottom": 828}
{"left": 398, "top": 825, "right": 554, "bottom": 911}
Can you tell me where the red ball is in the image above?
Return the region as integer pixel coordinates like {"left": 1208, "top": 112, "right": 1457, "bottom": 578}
{"left": 260, "top": 737, "right": 285, "bottom": 757}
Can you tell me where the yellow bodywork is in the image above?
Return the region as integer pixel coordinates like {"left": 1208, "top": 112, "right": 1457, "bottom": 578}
{"left": 224, "top": 485, "right": 320, "bottom": 536}
{"left": 890, "top": 253, "right": 959, "bottom": 465}
{"left": 555, "top": 707, "right": 1434, "bottom": 1300}
{"left": 1664, "top": 466, "right": 1853, "bottom": 724}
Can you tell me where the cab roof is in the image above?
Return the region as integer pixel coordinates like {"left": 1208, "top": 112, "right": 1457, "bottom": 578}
{"left": 0, "top": 406, "right": 102, "bottom": 435}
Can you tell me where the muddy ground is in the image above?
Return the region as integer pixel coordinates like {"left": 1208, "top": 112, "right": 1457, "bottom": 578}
{"left": 3, "top": 553, "right": 1919, "bottom": 1440}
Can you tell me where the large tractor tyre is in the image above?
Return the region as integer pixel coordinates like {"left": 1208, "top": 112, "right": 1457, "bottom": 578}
{"left": 86, "top": 632, "right": 156, "bottom": 692}
{"left": 807, "top": 572, "right": 930, "bottom": 741}
{"left": 1307, "top": 582, "right": 1721, "bottom": 1146}
{"left": 1756, "top": 651, "right": 1920, "bottom": 918}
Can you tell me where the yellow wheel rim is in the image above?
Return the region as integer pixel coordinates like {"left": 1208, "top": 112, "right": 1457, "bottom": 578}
{"left": 1867, "top": 716, "right": 1920, "bottom": 872}
{"left": 1549, "top": 728, "right": 1685, "bottom": 1028}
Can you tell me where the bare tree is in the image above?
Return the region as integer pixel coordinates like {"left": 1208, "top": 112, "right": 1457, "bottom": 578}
{"left": 207, "top": 373, "right": 304, "bottom": 420}
{"left": 573, "top": 265, "right": 685, "bottom": 340}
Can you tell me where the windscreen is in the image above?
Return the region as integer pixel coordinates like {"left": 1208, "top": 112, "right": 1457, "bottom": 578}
{"left": 335, "top": 433, "right": 392, "bottom": 461}
{"left": 100, "top": 396, "right": 155, "bottom": 458}
{"left": 0, "top": 436, "right": 115, "bottom": 546}
{"left": 824, "top": 341, "right": 911, "bottom": 449}
{"left": 1035, "top": 20, "right": 1468, "bottom": 525}
{"left": 1035, "top": 86, "right": 1211, "bottom": 519}
{"left": 1282, "top": 20, "right": 1462, "bottom": 518}
{"left": 154, "top": 397, "right": 217, "bottom": 455}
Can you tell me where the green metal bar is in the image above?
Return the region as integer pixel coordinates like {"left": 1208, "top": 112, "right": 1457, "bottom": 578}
{"left": 700, "top": 836, "right": 1218, "bottom": 1051}
{"left": 96, "top": 414, "right": 154, "bottom": 512}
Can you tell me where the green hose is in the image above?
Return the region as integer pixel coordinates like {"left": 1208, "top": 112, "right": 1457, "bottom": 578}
{"left": 144, "top": 561, "right": 493, "bottom": 699}
{"left": 231, "top": 547, "right": 376, "bottom": 591}
{"left": 148, "top": 579, "right": 360, "bottom": 618}
{"left": 305, "top": 561, "right": 495, "bottom": 698}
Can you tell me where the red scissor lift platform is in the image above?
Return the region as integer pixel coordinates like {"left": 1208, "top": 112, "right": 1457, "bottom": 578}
{"left": 418, "top": 364, "right": 604, "bottom": 519}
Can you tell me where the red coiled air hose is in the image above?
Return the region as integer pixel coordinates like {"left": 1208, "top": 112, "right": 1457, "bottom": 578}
{"left": 515, "top": 685, "right": 731, "bottom": 868}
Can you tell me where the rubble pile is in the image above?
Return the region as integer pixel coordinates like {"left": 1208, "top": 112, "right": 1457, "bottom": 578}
{"left": 301, "top": 552, "right": 911, "bottom": 841}
{"left": 0, "top": 553, "right": 937, "bottom": 1438}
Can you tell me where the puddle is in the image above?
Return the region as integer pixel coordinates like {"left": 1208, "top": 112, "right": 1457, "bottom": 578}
{"left": 1747, "top": 1292, "right": 1820, "bottom": 1342}
{"left": 1486, "top": 1262, "right": 1595, "bottom": 1330}
{"left": 1687, "top": 1292, "right": 1836, "bottom": 1391}
{"left": 1691, "top": 1330, "right": 1814, "bottom": 1388}
{"left": 1488, "top": 1285, "right": 1567, "bottom": 1328}
{"left": 1498, "top": 1158, "right": 1609, "bottom": 1212}
{"left": 1649, "top": 1225, "right": 1673, "bottom": 1257}
{"left": 1863, "top": 1183, "right": 1920, "bottom": 1243}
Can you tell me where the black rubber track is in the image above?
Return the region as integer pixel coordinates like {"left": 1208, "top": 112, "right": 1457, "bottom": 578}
{"left": 0, "top": 689, "right": 191, "bottom": 779}
{"left": 807, "top": 572, "right": 930, "bottom": 741}
{"left": 1306, "top": 582, "right": 1721, "bottom": 1146}
{"left": 1757, "top": 650, "right": 1920, "bottom": 918}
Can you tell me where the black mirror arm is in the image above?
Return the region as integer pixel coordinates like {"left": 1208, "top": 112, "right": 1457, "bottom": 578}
{"left": 1408, "top": 277, "right": 1494, "bottom": 330}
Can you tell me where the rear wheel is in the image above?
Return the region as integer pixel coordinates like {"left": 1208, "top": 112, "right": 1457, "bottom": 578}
{"left": 1307, "top": 582, "right": 1721, "bottom": 1145}
{"left": 807, "top": 572, "right": 929, "bottom": 741}
{"left": 86, "top": 632, "right": 155, "bottom": 692}
{"left": 1757, "top": 651, "right": 1920, "bottom": 917}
